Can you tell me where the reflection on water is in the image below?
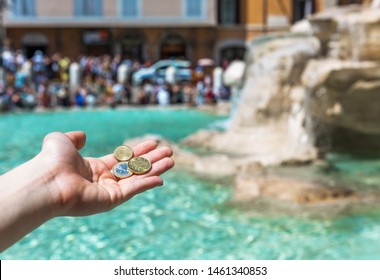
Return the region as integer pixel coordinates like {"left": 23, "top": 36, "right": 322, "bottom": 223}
{"left": 1, "top": 108, "right": 380, "bottom": 259}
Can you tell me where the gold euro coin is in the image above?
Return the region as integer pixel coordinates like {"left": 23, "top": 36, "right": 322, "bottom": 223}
{"left": 112, "top": 162, "right": 133, "bottom": 179}
{"left": 114, "top": 145, "right": 134, "bottom": 162}
{"left": 128, "top": 157, "right": 152, "bottom": 175}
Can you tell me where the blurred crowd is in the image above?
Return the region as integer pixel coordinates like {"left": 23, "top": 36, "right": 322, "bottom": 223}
{"left": 0, "top": 48, "right": 231, "bottom": 112}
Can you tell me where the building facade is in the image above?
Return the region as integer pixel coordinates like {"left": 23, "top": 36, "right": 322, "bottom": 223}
{"left": 2, "top": 0, "right": 347, "bottom": 65}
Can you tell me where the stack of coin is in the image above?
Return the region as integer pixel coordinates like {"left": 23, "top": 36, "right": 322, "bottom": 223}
{"left": 111, "top": 145, "right": 152, "bottom": 179}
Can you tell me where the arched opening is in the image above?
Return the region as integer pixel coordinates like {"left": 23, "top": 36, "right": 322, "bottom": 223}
{"left": 215, "top": 39, "right": 246, "bottom": 66}
{"left": 122, "top": 31, "right": 145, "bottom": 62}
{"left": 160, "top": 33, "right": 187, "bottom": 60}
{"left": 220, "top": 46, "right": 246, "bottom": 62}
{"left": 21, "top": 32, "right": 49, "bottom": 58}
{"left": 215, "top": 38, "right": 246, "bottom": 67}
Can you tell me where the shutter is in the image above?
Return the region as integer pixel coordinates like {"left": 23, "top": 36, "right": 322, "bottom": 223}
{"left": 95, "top": 0, "right": 102, "bottom": 16}
{"left": 74, "top": 0, "right": 83, "bottom": 16}
{"left": 186, "top": 0, "right": 202, "bottom": 17}
{"left": 14, "top": 0, "right": 22, "bottom": 16}
{"left": 26, "top": 0, "right": 36, "bottom": 16}
{"left": 122, "top": 0, "right": 138, "bottom": 17}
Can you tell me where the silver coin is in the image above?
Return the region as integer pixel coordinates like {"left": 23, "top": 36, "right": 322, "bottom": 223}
{"left": 112, "top": 162, "right": 133, "bottom": 179}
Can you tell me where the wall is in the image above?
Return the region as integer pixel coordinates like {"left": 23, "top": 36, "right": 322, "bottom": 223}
{"left": 4, "top": 0, "right": 216, "bottom": 27}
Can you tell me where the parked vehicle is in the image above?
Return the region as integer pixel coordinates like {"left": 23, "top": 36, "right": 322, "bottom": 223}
{"left": 132, "top": 59, "right": 192, "bottom": 85}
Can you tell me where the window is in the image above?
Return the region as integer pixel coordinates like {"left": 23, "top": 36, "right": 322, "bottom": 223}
{"left": 185, "top": 0, "right": 202, "bottom": 17}
{"left": 338, "top": 0, "right": 362, "bottom": 4}
{"left": 292, "top": 0, "right": 315, "bottom": 22}
{"left": 218, "top": 0, "right": 239, "bottom": 24}
{"left": 12, "top": 0, "right": 36, "bottom": 17}
{"left": 120, "top": 0, "right": 139, "bottom": 17}
{"left": 74, "top": 0, "right": 103, "bottom": 16}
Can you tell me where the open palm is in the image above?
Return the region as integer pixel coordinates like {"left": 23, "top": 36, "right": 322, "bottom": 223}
{"left": 40, "top": 131, "right": 174, "bottom": 217}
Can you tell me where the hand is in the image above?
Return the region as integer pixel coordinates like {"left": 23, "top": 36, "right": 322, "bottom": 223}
{"left": 39, "top": 131, "right": 174, "bottom": 217}
{"left": 0, "top": 131, "right": 174, "bottom": 252}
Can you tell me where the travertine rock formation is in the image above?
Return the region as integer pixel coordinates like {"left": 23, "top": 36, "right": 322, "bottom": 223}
{"left": 309, "top": 4, "right": 380, "bottom": 60}
{"left": 127, "top": 3, "right": 380, "bottom": 207}
{"left": 183, "top": 34, "right": 320, "bottom": 165}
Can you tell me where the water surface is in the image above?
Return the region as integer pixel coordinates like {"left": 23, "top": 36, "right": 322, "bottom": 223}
{"left": 1, "top": 108, "right": 380, "bottom": 259}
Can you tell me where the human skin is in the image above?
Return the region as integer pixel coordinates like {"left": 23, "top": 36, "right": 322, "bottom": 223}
{"left": 0, "top": 131, "right": 174, "bottom": 252}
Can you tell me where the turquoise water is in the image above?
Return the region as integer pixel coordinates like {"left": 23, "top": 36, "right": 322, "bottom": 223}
{"left": 1, "top": 108, "right": 380, "bottom": 259}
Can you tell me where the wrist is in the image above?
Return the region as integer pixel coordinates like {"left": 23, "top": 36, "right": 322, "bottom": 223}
{"left": 0, "top": 153, "right": 60, "bottom": 251}
{"left": 28, "top": 152, "right": 63, "bottom": 218}
{"left": 1, "top": 153, "right": 59, "bottom": 222}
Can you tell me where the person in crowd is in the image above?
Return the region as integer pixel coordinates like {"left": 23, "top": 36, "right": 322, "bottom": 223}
{"left": 183, "top": 82, "right": 195, "bottom": 106}
{"left": 112, "top": 81, "right": 124, "bottom": 105}
{"left": 123, "top": 80, "right": 133, "bottom": 104}
{"left": 58, "top": 56, "right": 70, "bottom": 83}
{"left": 196, "top": 80, "right": 205, "bottom": 105}
{"left": 171, "top": 83, "right": 183, "bottom": 104}
{"left": 20, "top": 84, "right": 37, "bottom": 109}
{"left": 204, "top": 85, "right": 216, "bottom": 104}
{"left": 75, "top": 87, "right": 86, "bottom": 107}
{"left": 56, "top": 83, "right": 71, "bottom": 107}
{"left": 143, "top": 80, "right": 155, "bottom": 104}
{"left": 14, "top": 65, "right": 27, "bottom": 90}
{"left": 36, "top": 81, "right": 52, "bottom": 108}
{"left": 156, "top": 79, "right": 170, "bottom": 106}
{"left": 0, "top": 48, "right": 231, "bottom": 111}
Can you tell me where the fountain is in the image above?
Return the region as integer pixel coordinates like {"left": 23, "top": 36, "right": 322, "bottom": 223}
{"left": 183, "top": 33, "right": 320, "bottom": 166}
{"left": 126, "top": 2, "right": 380, "bottom": 209}
{"left": 303, "top": 3, "right": 380, "bottom": 152}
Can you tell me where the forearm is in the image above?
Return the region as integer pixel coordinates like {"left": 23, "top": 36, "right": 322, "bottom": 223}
{"left": 0, "top": 154, "right": 57, "bottom": 252}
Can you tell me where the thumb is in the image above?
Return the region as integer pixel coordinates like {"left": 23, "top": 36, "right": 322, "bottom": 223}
{"left": 64, "top": 131, "right": 87, "bottom": 150}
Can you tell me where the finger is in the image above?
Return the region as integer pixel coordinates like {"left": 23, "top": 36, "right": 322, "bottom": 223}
{"left": 118, "top": 157, "right": 174, "bottom": 201}
{"left": 99, "top": 140, "right": 158, "bottom": 170}
{"left": 64, "top": 131, "right": 87, "bottom": 150}
{"left": 138, "top": 157, "right": 175, "bottom": 178}
{"left": 120, "top": 176, "right": 164, "bottom": 200}
{"left": 132, "top": 140, "right": 159, "bottom": 157}
{"left": 117, "top": 157, "right": 174, "bottom": 192}
{"left": 42, "top": 131, "right": 84, "bottom": 150}
{"left": 42, "top": 131, "right": 64, "bottom": 147}
{"left": 141, "top": 146, "right": 173, "bottom": 164}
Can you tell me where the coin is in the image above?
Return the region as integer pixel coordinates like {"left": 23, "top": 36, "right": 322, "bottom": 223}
{"left": 128, "top": 157, "right": 152, "bottom": 175}
{"left": 114, "top": 145, "right": 134, "bottom": 162}
{"left": 112, "top": 162, "right": 133, "bottom": 179}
